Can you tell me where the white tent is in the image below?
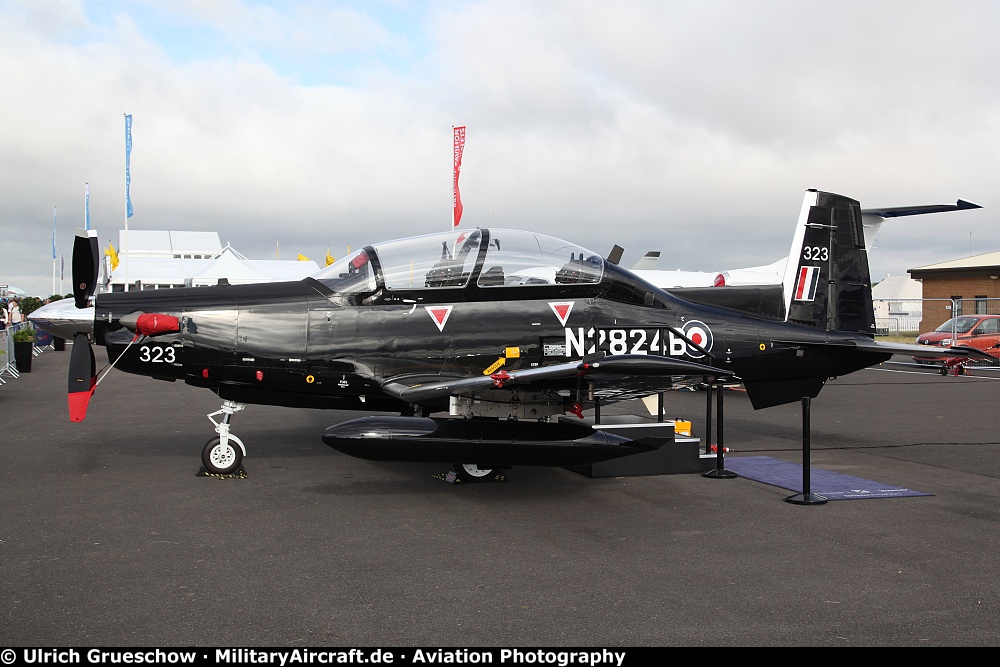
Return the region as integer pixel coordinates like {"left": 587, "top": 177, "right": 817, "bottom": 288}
{"left": 104, "top": 234, "right": 320, "bottom": 291}
{"left": 188, "top": 246, "right": 274, "bottom": 286}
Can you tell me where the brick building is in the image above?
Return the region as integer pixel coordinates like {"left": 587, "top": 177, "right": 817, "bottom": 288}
{"left": 909, "top": 251, "right": 1000, "bottom": 331}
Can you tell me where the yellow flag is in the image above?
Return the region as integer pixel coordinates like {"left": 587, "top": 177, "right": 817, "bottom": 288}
{"left": 325, "top": 247, "right": 335, "bottom": 266}
{"left": 297, "top": 252, "right": 310, "bottom": 261}
{"left": 105, "top": 243, "right": 120, "bottom": 270}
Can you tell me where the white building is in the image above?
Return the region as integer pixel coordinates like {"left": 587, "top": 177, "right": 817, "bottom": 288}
{"left": 104, "top": 231, "right": 320, "bottom": 291}
{"left": 872, "top": 274, "right": 923, "bottom": 335}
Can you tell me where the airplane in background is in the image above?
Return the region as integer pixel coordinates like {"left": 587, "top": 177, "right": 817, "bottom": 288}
{"left": 626, "top": 199, "right": 982, "bottom": 288}
{"left": 30, "top": 189, "right": 985, "bottom": 480}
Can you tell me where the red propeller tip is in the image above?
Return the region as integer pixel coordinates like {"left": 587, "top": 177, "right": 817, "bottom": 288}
{"left": 69, "top": 385, "right": 96, "bottom": 422}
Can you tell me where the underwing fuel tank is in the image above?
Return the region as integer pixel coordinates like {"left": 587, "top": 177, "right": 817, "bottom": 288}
{"left": 322, "top": 417, "right": 659, "bottom": 467}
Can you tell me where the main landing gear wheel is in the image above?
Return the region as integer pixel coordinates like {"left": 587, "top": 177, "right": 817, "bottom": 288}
{"left": 202, "top": 436, "right": 244, "bottom": 475}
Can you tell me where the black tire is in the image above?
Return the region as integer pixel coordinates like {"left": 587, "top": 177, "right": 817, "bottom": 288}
{"left": 202, "top": 436, "right": 243, "bottom": 474}
{"left": 453, "top": 463, "right": 496, "bottom": 483}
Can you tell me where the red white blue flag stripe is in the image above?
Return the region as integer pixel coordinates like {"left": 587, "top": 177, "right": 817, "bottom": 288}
{"left": 794, "top": 266, "right": 821, "bottom": 301}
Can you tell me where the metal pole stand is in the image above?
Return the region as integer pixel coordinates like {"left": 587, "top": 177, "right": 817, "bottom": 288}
{"left": 785, "top": 396, "right": 827, "bottom": 505}
{"left": 703, "top": 382, "right": 737, "bottom": 479}
{"left": 703, "top": 378, "right": 712, "bottom": 455}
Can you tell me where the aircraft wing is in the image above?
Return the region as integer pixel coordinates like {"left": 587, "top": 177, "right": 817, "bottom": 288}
{"left": 773, "top": 338, "right": 993, "bottom": 359}
{"left": 382, "top": 355, "right": 733, "bottom": 404}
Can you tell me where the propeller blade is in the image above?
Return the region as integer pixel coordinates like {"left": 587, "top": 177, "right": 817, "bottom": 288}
{"left": 72, "top": 228, "right": 100, "bottom": 309}
{"left": 68, "top": 332, "right": 97, "bottom": 422}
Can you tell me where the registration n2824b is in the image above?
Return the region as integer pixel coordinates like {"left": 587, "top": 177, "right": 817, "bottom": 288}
{"left": 564, "top": 321, "right": 714, "bottom": 359}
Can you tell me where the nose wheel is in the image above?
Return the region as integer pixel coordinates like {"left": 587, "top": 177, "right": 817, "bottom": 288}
{"left": 202, "top": 436, "right": 244, "bottom": 474}
{"left": 202, "top": 400, "right": 248, "bottom": 475}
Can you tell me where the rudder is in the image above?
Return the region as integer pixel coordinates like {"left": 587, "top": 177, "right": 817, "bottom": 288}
{"left": 780, "top": 190, "right": 876, "bottom": 334}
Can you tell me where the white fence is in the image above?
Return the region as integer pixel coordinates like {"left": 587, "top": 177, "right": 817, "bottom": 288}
{"left": 875, "top": 297, "right": 1000, "bottom": 337}
{"left": 873, "top": 297, "right": 930, "bottom": 336}
{"left": 0, "top": 326, "right": 19, "bottom": 384}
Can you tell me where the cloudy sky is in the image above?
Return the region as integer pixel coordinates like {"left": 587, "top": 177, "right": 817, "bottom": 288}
{"left": 2, "top": 0, "right": 998, "bottom": 298}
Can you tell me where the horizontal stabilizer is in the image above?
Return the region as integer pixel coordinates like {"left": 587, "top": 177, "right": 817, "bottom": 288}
{"left": 861, "top": 200, "right": 982, "bottom": 218}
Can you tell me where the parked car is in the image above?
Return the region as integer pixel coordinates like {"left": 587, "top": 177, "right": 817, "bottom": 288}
{"left": 912, "top": 314, "right": 1000, "bottom": 362}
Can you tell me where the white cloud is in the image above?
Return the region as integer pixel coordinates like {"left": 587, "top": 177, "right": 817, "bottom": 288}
{"left": 1, "top": 0, "right": 997, "bottom": 297}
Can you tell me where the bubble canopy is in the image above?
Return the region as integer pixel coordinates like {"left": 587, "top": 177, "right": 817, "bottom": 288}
{"left": 313, "top": 228, "right": 605, "bottom": 295}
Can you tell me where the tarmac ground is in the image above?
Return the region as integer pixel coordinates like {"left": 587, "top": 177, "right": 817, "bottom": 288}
{"left": 2, "top": 346, "right": 999, "bottom": 647}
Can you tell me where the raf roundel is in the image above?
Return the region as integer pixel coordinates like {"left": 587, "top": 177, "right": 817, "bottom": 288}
{"left": 681, "top": 320, "right": 713, "bottom": 358}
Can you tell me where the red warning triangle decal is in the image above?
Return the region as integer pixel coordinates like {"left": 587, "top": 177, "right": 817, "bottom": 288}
{"left": 425, "top": 305, "right": 454, "bottom": 332}
{"left": 549, "top": 301, "right": 574, "bottom": 326}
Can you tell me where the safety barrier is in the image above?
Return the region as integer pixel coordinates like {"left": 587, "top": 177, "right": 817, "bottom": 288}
{"left": 954, "top": 297, "right": 1000, "bottom": 318}
{"left": 873, "top": 297, "right": 951, "bottom": 337}
{"left": 0, "top": 326, "right": 18, "bottom": 383}
{"left": 0, "top": 321, "right": 55, "bottom": 384}
{"left": 877, "top": 297, "right": 1000, "bottom": 370}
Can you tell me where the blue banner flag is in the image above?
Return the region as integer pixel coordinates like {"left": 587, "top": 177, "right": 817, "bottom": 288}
{"left": 125, "top": 114, "right": 133, "bottom": 218}
{"left": 52, "top": 206, "right": 57, "bottom": 259}
{"left": 85, "top": 182, "right": 91, "bottom": 230}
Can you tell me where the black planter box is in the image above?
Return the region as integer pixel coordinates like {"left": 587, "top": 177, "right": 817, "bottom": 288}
{"left": 14, "top": 341, "right": 33, "bottom": 372}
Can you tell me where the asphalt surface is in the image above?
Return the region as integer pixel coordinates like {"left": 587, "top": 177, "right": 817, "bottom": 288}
{"left": 2, "top": 346, "right": 999, "bottom": 647}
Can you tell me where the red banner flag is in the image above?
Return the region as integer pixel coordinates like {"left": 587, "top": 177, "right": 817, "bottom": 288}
{"left": 453, "top": 126, "right": 466, "bottom": 227}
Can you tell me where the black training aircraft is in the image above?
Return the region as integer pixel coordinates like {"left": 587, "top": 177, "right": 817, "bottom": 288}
{"left": 30, "top": 189, "right": 981, "bottom": 478}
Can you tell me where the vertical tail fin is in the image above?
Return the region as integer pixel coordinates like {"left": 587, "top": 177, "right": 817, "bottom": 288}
{"left": 781, "top": 190, "right": 876, "bottom": 334}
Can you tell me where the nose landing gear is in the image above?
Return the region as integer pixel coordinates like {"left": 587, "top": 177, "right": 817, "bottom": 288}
{"left": 202, "top": 400, "right": 248, "bottom": 475}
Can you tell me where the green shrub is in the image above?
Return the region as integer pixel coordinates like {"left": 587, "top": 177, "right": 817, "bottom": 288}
{"left": 18, "top": 296, "right": 43, "bottom": 317}
{"left": 12, "top": 327, "right": 36, "bottom": 343}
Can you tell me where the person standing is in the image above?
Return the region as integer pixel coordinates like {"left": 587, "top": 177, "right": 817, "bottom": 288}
{"left": 8, "top": 298, "right": 22, "bottom": 325}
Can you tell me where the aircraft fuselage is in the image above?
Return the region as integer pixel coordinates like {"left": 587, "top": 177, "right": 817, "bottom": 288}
{"left": 94, "top": 263, "right": 887, "bottom": 414}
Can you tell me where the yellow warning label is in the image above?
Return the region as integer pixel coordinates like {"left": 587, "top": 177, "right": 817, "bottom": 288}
{"left": 505, "top": 347, "right": 521, "bottom": 359}
{"left": 483, "top": 357, "right": 506, "bottom": 375}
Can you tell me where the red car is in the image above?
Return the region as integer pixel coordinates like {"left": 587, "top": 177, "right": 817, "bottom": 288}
{"left": 912, "top": 314, "right": 1000, "bottom": 363}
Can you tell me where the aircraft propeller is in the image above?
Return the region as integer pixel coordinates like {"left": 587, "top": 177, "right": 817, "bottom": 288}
{"left": 68, "top": 229, "right": 100, "bottom": 422}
